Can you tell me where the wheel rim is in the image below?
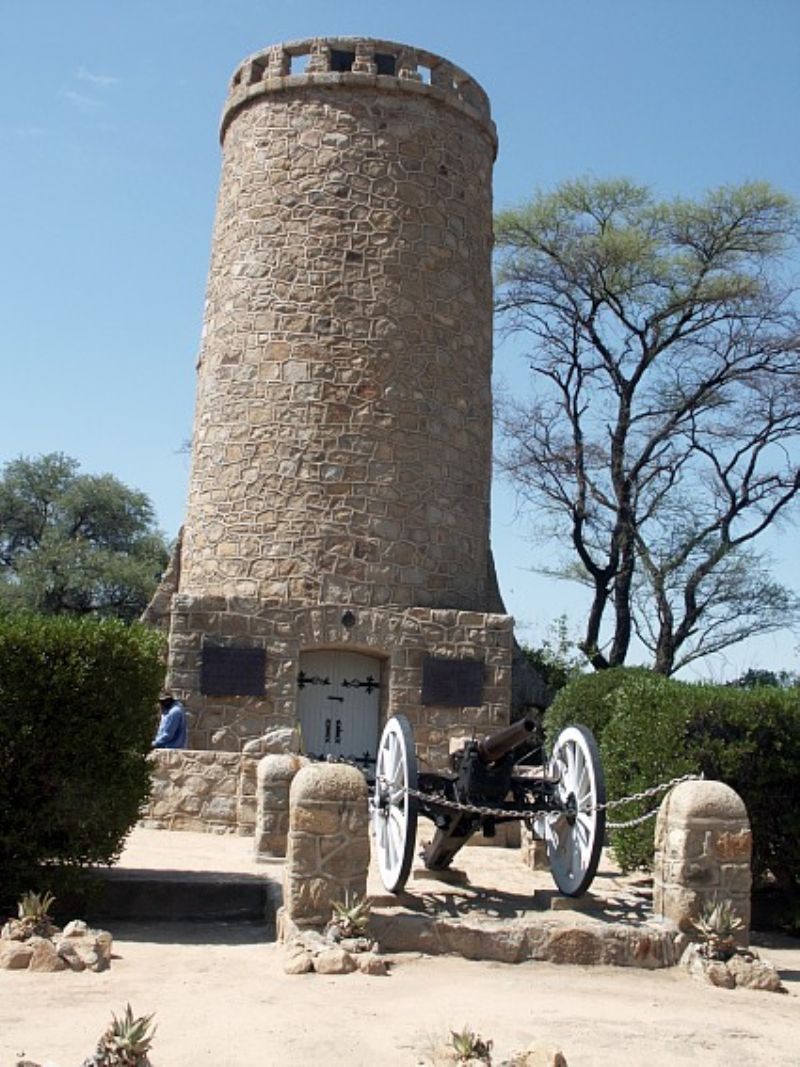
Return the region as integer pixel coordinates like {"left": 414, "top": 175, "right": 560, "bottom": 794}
{"left": 373, "top": 715, "right": 418, "bottom": 893}
{"left": 545, "top": 724, "right": 606, "bottom": 897}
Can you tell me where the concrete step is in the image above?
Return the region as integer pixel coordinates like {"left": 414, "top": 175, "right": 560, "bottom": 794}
{"left": 71, "top": 867, "right": 283, "bottom": 927}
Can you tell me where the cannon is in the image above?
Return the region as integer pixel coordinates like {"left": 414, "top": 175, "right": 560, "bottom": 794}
{"left": 372, "top": 715, "right": 606, "bottom": 897}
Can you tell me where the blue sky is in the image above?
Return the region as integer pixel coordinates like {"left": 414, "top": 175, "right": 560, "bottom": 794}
{"left": 1, "top": 0, "right": 798, "bottom": 678}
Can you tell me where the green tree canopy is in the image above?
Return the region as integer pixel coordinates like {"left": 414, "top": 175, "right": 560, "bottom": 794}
{"left": 0, "top": 452, "right": 169, "bottom": 623}
{"left": 495, "top": 179, "right": 800, "bottom": 675}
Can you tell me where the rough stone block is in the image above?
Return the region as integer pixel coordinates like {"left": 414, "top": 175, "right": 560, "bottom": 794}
{"left": 712, "top": 829, "right": 752, "bottom": 862}
{"left": 283, "top": 875, "right": 334, "bottom": 926}
{"left": 27, "top": 936, "right": 67, "bottom": 972}
{"left": 291, "top": 805, "right": 349, "bottom": 836}
{"left": 0, "top": 941, "right": 34, "bottom": 969}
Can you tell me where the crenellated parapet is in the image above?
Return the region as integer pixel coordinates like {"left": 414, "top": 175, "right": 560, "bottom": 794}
{"left": 222, "top": 36, "right": 496, "bottom": 155}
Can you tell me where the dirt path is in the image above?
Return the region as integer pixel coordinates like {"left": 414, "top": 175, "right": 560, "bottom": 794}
{"left": 1, "top": 921, "right": 798, "bottom": 1066}
{"left": 1, "top": 829, "right": 798, "bottom": 1065}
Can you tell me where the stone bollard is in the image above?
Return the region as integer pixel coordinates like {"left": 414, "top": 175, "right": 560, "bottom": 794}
{"left": 653, "top": 780, "right": 751, "bottom": 944}
{"left": 282, "top": 763, "right": 370, "bottom": 928}
{"left": 254, "top": 754, "right": 308, "bottom": 860}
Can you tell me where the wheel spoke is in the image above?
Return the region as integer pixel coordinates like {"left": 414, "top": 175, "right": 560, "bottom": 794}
{"left": 573, "top": 812, "right": 592, "bottom": 855}
{"left": 388, "top": 806, "right": 405, "bottom": 849}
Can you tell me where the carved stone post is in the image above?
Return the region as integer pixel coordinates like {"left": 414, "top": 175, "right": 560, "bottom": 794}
{"left": 653, "top": 779, "right": 752, "bottom": 945}
{"left": 254, "top": 753, "right": 308, "bottom": 860}
{"left": 282, "top": 763, "right": 370, "bottom": 927}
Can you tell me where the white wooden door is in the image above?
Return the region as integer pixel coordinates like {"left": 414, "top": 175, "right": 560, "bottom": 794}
{"left": 297, "top": 650, "right": 381, "bottom": 767}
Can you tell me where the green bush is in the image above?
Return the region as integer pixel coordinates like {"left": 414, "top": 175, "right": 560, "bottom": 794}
{"left": 0, "top": 614, "right": 164, "bottom": 910}
{"left": 543, "top": 667, "right": 652, "bottom": 746}
{"left": 600, "top": 676, "right": 800, "bottom": 895}
{"left": 599, "top": 672, "right": 696, "bottom": 870}
{"left": 543, "top": 667, "right": 800, "bottom": 914}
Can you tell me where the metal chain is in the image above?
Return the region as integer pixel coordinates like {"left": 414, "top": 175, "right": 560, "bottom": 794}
{"left": 606, "top": 809, "right": 661, "bottom": 829}
{"left": 390, "top": 771, "right": 703, "bottom": 826}
{"left": 594, "top": 772, "right": 703, "bottom": 813}
{"left": 403, "top": 786, "right": 523, "bottom": 821}
{"left": 600, "top": 772, "right": 704, "bottom": 829}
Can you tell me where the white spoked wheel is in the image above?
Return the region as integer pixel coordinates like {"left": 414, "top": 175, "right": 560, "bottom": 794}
{"left": 545, "top": 724, "right": 606, "bottom": 897}
{"left": 373, "top": 715, "right": 418, "bottom": 894}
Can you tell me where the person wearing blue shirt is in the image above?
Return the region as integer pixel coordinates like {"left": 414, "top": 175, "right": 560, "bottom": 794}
{"left": 153, "top": 692, "right": 188, "bottom": 749}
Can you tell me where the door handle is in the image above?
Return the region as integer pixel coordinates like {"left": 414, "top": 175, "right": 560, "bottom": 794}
{"left": 335, "top": 719, "right": 342, "bottom": 743}
{"left": 324, "top": 719, "right": 331, "bottom": 743}
{"left": 327, "top": 695, "right": 344, "bottom": 702}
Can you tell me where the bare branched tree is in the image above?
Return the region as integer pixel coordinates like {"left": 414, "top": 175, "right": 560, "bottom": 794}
{"left": 495, "top": 178, "right": 800, "bottom": 674}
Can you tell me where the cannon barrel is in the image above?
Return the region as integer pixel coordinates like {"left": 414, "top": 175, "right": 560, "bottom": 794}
{"left": 477, "top": 716, "right": 535, "bottom": 765}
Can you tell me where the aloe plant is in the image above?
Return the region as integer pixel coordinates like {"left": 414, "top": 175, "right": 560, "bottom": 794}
{"left": 448, "top": 1026, "right": 493, "bottom": 1064}
{"left": 6, "top": 891, "right": 58, "bottom": 940}
{"left": 83, "top": 1004, "right": 156, "bottom": 1067}
{"left": 330, "top": 892, "right": 372, "bottom": 937}
{"left": 692, "top": 898, "right": 745, "bottom": 959}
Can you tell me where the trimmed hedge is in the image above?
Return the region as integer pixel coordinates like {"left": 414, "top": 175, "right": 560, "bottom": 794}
{"left": 543, "top": 667, "right": 652, "bottom": 744}
{"left": 544, "top": 669, "right": 800, "bottom": 898}
{"left": 0, "top": 615, "right": 164, "bottom": 909}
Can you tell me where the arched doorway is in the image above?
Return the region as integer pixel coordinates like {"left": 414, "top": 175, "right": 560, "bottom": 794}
{"left": 297, "top": 649, "right": 382, "bottom": 768}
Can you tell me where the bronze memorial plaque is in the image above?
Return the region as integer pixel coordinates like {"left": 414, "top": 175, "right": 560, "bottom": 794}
{"left": 200, "top": 645, "right": 266, "bottom": 697}
{"left": 421, "top": 656, "right": 484, "bottom": 707}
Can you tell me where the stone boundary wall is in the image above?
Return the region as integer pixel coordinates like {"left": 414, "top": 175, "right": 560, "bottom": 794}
{"left": 167, "top": 599, "right": 513, "bottom": 766}
{"left": 141, "top": 750, "right": 258, "bottom": 835}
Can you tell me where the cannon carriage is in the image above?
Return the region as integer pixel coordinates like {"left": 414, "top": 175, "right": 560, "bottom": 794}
{"left": 372, "top": 714, "right": 606, "bottom": 898}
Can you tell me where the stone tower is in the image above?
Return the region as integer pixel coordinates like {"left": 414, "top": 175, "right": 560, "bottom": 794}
{"left": 152, "top": 37, "right": 513, "bottom": 767}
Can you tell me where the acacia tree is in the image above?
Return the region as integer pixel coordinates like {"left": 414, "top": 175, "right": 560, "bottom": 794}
{"left": 0, "top": 452, "right": 169, "bottom": 623}
{"left": 495, "top": 179, "right": 800, "bottom": 675}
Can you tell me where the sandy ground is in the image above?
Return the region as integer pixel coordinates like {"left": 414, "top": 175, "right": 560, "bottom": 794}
{"left": 1, "top": 830, "right": 799, "bottom": 1067}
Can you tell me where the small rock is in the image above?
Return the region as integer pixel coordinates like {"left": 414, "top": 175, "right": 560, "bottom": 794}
{"left": 28, "top": 936, "right": 67, "bottom": 972}
{"left": 244, "top": 727, "right": 300, "bottom": 755}
{"left": 0, "top": 940, "right": 34, "bottom": 969}
{"left": 340, "top": 935, "right": 374, "bottom": 954}
{"left": 62, "top": 919, "right": 89, "bottom": 937}
{"left": 283, "top": 947, "right": 314, "bottom": 975}
{"left": 683, "top": 949, "right": 736, "bottom": 988}
{"left": 356, "top": 952, "right": 388, "bottom": 976}
{"left": 727, "top": 951, "right": 785, "bottom": 993}
{"left": 2, "top": 919, "right": 27, "bottom": 941}
{"left": 313, "top": 946, "right": 357, "bottom": 974}
{"left": 55, "top": 938, "right": 86, "bottom": 972}
{"left": 295, "top": 930, "right": 327, "bottom": 953}
{"left": 681, "top": 943, "right": 784, "bottom": 993}
{"left": 513, "top": 1043, "right": 568, "bottom": 1066}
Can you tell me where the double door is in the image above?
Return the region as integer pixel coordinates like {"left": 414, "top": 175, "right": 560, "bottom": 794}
{"left": 297, "top": 649, "right": 381, "bottom": 767}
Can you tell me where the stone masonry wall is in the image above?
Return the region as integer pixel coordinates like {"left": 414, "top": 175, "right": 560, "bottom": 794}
{"left": 181, "top": 38, "right": 498, "bottom": 612}
{"left": 167, "top": 597, "right": 513, "bottom": 765}
{"left": 141, "top": 750, "right": 258, "bottom": 834}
